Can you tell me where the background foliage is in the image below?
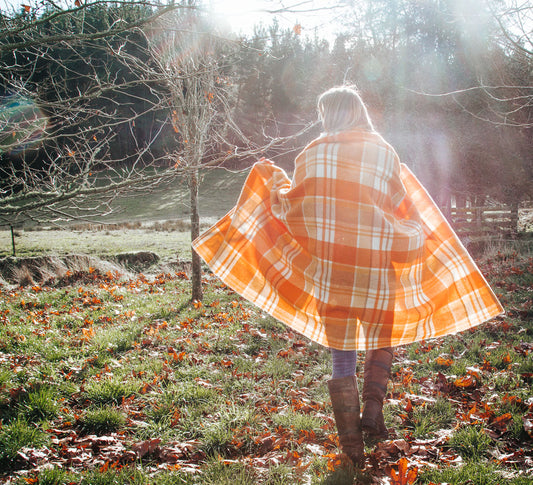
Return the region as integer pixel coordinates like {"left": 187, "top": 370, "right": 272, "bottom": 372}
{"left": 0, "top": 0, "right": 531, "bottom": 227}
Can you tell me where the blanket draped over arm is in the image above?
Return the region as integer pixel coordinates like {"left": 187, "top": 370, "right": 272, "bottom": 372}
{"left": 192, "top": 130, "right": 504, "bottom": 350}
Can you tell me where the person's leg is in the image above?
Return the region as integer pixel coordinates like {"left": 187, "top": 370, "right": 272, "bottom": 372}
{"left": 361, "top": 347, "right": 394, "bottom": 441}
{"left": 330, "top": 349, "right": 357, "bottom": 379}
{"left": 327, "top": 349, "right": 364, "bottom": 468}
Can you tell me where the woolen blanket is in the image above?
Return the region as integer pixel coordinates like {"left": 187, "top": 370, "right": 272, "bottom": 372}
{"left": 192, "top": 129, "right": 504, "bottom": 350}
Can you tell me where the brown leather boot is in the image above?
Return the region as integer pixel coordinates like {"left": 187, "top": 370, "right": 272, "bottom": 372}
{"left": 327, "top": 375, "right": 365, "bottom": 468}
{"left": 361, "top": 347, "right": 393, "bottom": 442}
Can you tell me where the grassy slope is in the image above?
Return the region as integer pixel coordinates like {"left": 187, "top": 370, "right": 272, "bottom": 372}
{"left": 106, "top": 168, "right": 248, "bottom": 225}
{"left": 0, "top": 245, "right": 532, "bottom": 484}
{"left": 0, "top": 168, "right": 248, "bottom": 261}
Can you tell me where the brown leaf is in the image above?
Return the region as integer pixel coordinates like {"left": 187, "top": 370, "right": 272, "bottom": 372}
{"left": 132, "top": 438, "right": 161, "bottom": 458}
{"left": 158, "top": 440, "right": 200, "bottom": 462}
{"left": 393, "top": 439, "right": 411, "bottom": 454}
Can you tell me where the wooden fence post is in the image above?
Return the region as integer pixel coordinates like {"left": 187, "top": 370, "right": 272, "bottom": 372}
{"left": 510, "top": 201, "right": 519, "bottom": 234}
{"left": 10, "top": 225, "right": 17, "bottom": 257}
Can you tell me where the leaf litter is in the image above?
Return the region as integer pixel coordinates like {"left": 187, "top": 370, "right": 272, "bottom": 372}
{"left": 0, "top": 253, "right": 532, "bottom": 483}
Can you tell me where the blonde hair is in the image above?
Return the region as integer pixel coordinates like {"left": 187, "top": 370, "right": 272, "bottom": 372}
{"left": 317, "top": 86, "right": 374, "bottom": 133}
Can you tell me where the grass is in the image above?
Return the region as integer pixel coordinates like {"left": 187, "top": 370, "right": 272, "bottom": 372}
{"left": 406, "top": 397, "right": 455, "bottom": 439}
{"left": 0, "top": 227, "right": 192, "bottom": 261}
{"left": 0, "top": 242, "right": 531, "bottom": 483}
{"left": 0, "top": 167, "right": 248, "bottom": 261}
{"left": 18, "top": 386, "right": 60, "bottom": 421}
{"left": 79, "top": 406, "right": 127, "bottom": 434}
{"left": 419, "top": 462, "right": 533, "bottom": 485}
{"left": 0, "top": 418, "right": 49, "bottom": 466}
{"left": 448, "top": 425, "right": 494, "bottom": 461}
{"left": 107, "top": 167, "right": 248, "bottom": 226}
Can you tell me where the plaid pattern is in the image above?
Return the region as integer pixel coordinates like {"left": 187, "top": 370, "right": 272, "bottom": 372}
{"left": 192, "top": 130, "right": 504, "bottom": 350}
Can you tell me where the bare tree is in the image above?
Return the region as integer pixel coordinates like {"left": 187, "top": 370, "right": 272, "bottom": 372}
{"left": 0, "top": 0, "right": 323, "bottom": 299}
{"left": 485, "top": 0, "right": 532, "bottom": 127}
{"left": 140, "top": 10, "right": 238, "bottom": 301}
{"left": 141, "top": 7, "right": 310, "bottom": 300}
{"left": 0, "top": 0, "right": 190, "bottom": 228}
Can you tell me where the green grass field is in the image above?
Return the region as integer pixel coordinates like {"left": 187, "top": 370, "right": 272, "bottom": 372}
{"left": 0, "top": 241, "right": 532, "bottom": 484}
{"left": 105, "top": 168, "right": 248, "bottom": 225}
{"left": 0, "top": 226, "right": 192, "bottom": 261}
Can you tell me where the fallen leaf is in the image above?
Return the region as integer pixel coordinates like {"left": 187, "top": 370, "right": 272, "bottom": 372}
{"left": 132, "top": 438, "right": 161, "bottom": 458}
{"left": 454, "top": 375, "right": 476, "bottom": 389}
{"left": 390, "top": 457, "right": 418, "bottom": 485}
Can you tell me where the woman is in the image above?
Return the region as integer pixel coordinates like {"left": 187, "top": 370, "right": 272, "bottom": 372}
{"left": 193, "top": 86, "right": 503, "bottom": 468}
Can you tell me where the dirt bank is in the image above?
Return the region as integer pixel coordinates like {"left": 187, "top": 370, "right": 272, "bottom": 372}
{"left": 0, "top": 251, "right": 162, "bottom": 286}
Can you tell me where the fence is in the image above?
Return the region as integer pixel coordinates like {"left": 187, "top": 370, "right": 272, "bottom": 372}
{"left": 449, "top": 206, "right": 516, "bottom": 236}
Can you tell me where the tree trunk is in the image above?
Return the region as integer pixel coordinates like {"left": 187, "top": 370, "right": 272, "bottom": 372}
{"left": 190, "top": 169, "right": 203, "bottom": 302}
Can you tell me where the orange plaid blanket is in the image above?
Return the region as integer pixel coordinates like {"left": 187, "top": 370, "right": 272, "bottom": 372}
{"left": 192, "top": 130, "right": 503, "bottom": 350}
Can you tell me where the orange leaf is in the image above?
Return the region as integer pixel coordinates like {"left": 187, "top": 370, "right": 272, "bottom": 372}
{"left": 436, "top": 356, "right": 453, "bottom": 367}
{"left": 75, "top": 0, "right": 81, "bottom": 6}
{"left": 398, "top": 457, "right": 408, "bottom": 480}
{"left": 81, "top": 327, "right": 95, "bottom": 339}
{"left": 170, "top": 409, "right": 180, "bottom": 427}
{"left": 407, "top": 467, "right": 419, "bottom": 484}
{"left": 390, "top": 457, "right": 418, "bottom": 485}
{"left": 22, "top": 4, "right": 30, "bottom": 12}
{"left": 293, "top": 24, "right": 302, "bottom": 35}
{"left": 454, "top": 375, "right": 476, "bottom": 388}
{"left": 493, "top": 413, "right": 513, "bottom": 425}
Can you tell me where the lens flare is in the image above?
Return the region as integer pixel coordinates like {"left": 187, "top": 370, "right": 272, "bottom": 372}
{"left": 0, "top": 95, "right": 48, "bottom": 154}
{"left": 147, "top": 13, "right": 215, "bottom": 70}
